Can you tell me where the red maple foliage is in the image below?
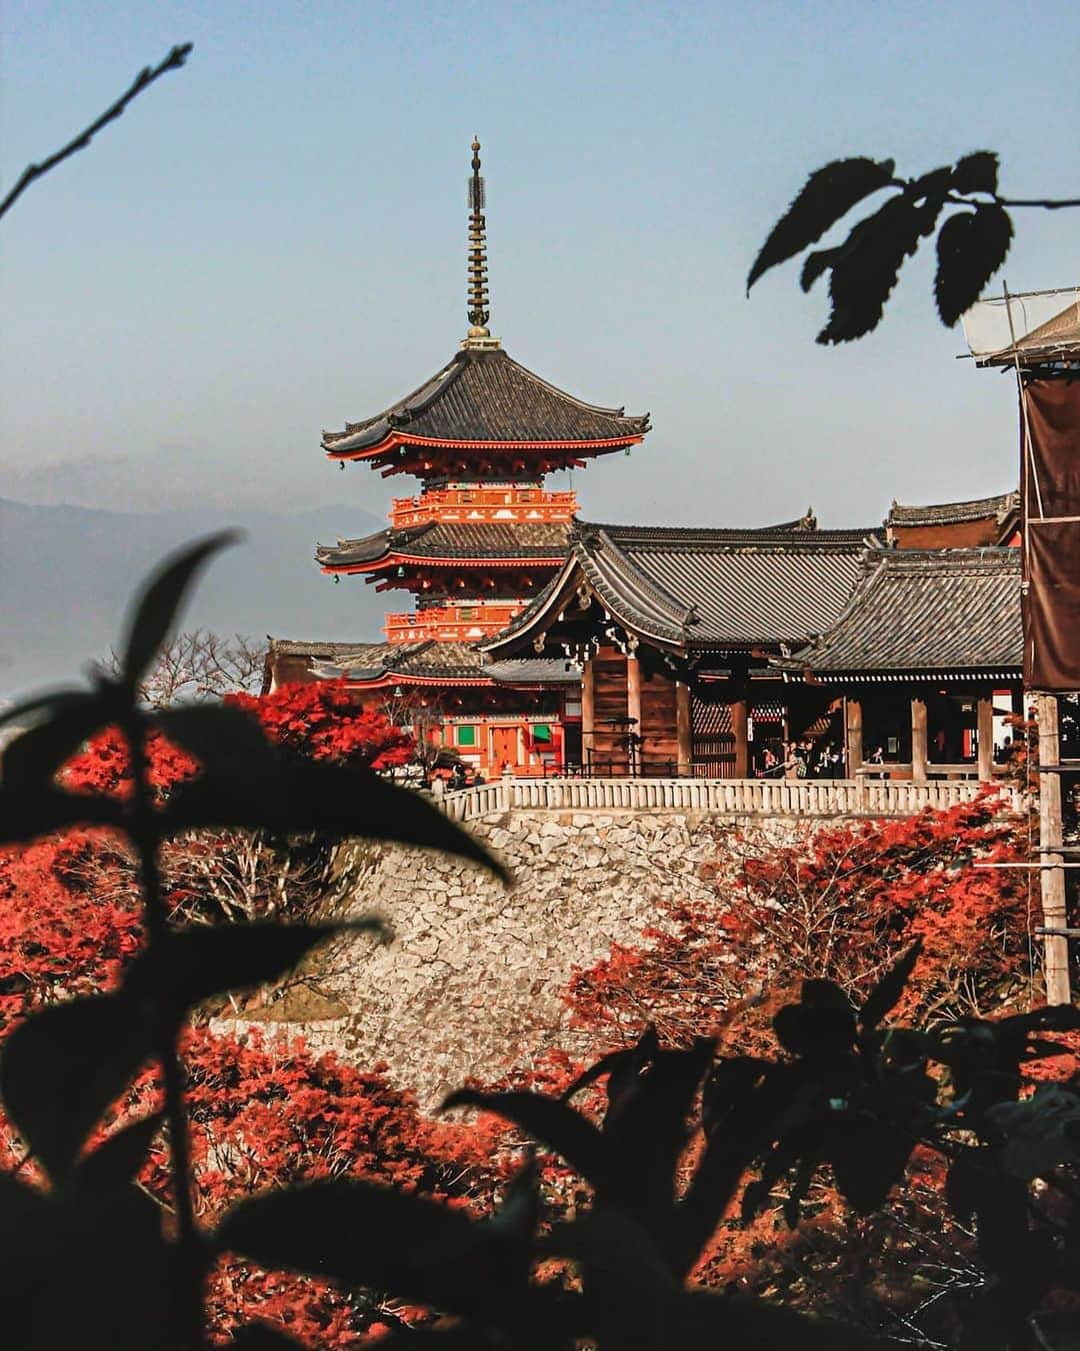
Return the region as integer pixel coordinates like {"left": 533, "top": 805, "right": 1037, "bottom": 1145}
{"left": 227, "top": 680, "right": 412, "bottom": 771}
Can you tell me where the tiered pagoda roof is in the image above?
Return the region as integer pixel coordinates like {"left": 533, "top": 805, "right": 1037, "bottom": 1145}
{"left": 484, "top": 517, "right": 879, "bottom": 656}
{"left": 317, "top": 520, "right": 571, "bottom": 574}
{"left": 774, "top": 548, "right": 1022, "bottom": 682}
{"left": 265, "top": 637, "right": 575, "bottom": 691}
{"left": 322, "top": 346, "right": 649, "bottom": 470}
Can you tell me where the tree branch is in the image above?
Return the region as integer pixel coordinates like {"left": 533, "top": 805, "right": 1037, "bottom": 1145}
{"left": 0, "top": 42, "right": 192, "bottom": 222}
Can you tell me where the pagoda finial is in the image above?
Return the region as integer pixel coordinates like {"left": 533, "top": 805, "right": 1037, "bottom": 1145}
{"left": 463, "top": 137, "right": 500, "bottom": 350}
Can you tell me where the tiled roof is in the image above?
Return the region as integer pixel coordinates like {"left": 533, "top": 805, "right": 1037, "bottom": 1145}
{"left": 323, "top": 347, "right": 649, "bottom": 454}
{"left": 486, "top": 518, "right": 877, "bottom": 654}
{"left": 778, "top": 548, "right": 1021, "bottom": 678}
{"left": 317, "top": 521, "right": 571, "bottom": 570}
{"left": 484, "top": 658, "right": 580, "bottom": 686}
{"left": 887, "top": 491, "right": 1019, "bottom": 528}
{"left": 296, "top": 640, "right": 576, "bottom": 688}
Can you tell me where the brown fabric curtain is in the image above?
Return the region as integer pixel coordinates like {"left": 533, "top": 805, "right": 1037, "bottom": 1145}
{"left": 1023, "top": 377, "right": 1080, "bottom": 690}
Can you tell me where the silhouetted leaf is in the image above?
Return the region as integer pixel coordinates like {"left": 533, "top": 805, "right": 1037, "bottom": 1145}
{"left": 216, "top": 1179, "right": 496, "bottom": 1309}
{"left": 122, "top": 532, "right": 240, "bottom": 685}
{"left": 986, "top": 1083, "right": 1080, "bottom": 1179}
{"left": 859, "top": 939, "right": 922, "bottom": 1031}
{"left": 442, "top": 1089, "right": 609, "bottom": 1188}
{"left": 0, "top": 784, "right": 124, "bottom": 844}
{"left": 155, "top": 702, "right": 280, "bottom": 803}
{"left": 819, "top": 192, "right": 940, "bottom": 343}
{"left": 0, "top": 691, "right": 118, "bottom": 790}
{"left": 75, "top": 1113, "right": 164, "bottom": 1196}
{"left": 560, "top": 1043, "right": 642, "bottom": 1103}
{"left": 774, "top": 981, "right": 856, "bottom": 1056}
{"left": 747, "top": 157, "right": 897, "bottom": 292}
{"left": 164, "top": 762, "right": 509, "bottom": 881}
{"left": 0, "top": 994, "right": 153, "bottom": 1186}
{"left": 0, "top": 687, "right": 94, "bottom": 730}
{"left": 126, "top": 920, "right": 386, "bottom": 1023}
{"left": 934, "top": 204, "right": 1013, "bottom": 325}
{"left": 800, "top": 245, "right": 844, "bottom": 292}
{"left": 952, "top": 150, "right": 999, "bottom": 196}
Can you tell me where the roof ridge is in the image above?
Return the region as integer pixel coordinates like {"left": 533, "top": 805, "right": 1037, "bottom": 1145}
{"left": 323, "top": 355, "right": 465, "bottom": 443}
{"left": 497, "top": 349, "right": 648, "bottom": 424}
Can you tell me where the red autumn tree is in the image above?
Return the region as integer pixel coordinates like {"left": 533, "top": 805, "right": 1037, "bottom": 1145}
{"left": 227, "top": 680, "right": 412, "bottom": 771}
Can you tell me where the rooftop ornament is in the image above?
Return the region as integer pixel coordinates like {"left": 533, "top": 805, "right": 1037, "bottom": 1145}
{"left": 463, "top": 137, "right": 501, "bottom": 350}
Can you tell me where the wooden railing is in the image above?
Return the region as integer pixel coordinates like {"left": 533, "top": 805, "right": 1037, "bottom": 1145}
{"left": 390, "top": 488, "right": 578, "bottom": 528}
{"left": 440, "top": 777, "right": 1022, "bottom": 823}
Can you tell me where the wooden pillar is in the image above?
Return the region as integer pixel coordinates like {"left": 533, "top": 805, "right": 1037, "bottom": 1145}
{"left": 581, "top": 659, "right": 595, "bottom": 773}
{"left": 626, "top": 654, "right": 642, "bottom": 775}
{"left": 676, "top": 680, "right": 692, "bottom": 777}
{"left": 977, "top": 694, "right": 994, "bottom": 782}
{"left": 731, "top": 696, "right": 749, "bottom": 779}
{"left": 911, "top": 696, "right": 928, "bottom": 781}
{"left": 1037, "top": 693, "right": 1071, "bottom": 1005}
{"left": 844, "top": 696, "right": 863, "bottom": 777}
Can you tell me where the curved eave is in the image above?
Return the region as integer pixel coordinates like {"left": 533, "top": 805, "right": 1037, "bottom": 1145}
{"left": 480, "top": 554, "right": 688, "bottom": 657}
{"left": 324, "top": 430, "right": 646, "bottom": 462}
{"left": 321, "top": 553, "right": 566, "bottom": 576}
{"left": 342, "top": 673, "right": 498, "bottom": 690}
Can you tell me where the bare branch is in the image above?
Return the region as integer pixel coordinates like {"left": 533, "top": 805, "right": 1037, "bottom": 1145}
{"left": 0, "top": 43, "right": 192, "bottom": 222}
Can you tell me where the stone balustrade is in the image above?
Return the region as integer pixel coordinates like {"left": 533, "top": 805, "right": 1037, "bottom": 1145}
{"left": 441, "top": 776, "right": 1022, "bottom": 823}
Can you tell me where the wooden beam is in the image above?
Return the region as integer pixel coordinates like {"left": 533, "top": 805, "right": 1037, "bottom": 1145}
{"left": 1037, "top": 693, "right": 1071, "bottom": 1006}
{"left": 845, "top": 696, "right": 863, "bottom": 776}
{"left": 977, "top": 695, "right": 994, "bottom": 782}
{"left": 911, "top": 696, "right": 928, "bottom": 781}
{"left": 676, "top": 680, "right": 692, "bottom": 776}
{"left": 581, "top": 658, "right": 595, "bottom": 773}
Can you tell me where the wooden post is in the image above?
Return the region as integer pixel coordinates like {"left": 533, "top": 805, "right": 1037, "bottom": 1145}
{"left": 732, "top": 697, "right": 749, "bottom": 779}
{"left": 845, "top": 696, "right": 863, "bottom": 777}
{"left": 977, "top": 694, "right": 994, "bottom": 782}
{"left": 676, "top": 680, "right": 692, "bottom": 777}
{"left": 581, "top": 659, "right": 595, "bottom": 774}
{"left": 911, "top": 696, "right": 928, "bottom": 781}
{"left": 626, "top": 654, "right": 642, "bottom": 775}
{"left": 1037, "top": 693, "right": 1071, "bottom": 1005}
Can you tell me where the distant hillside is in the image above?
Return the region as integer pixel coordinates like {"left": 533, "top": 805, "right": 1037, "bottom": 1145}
{"left": 0, "top": 499, "right": 387, "bottom": 699}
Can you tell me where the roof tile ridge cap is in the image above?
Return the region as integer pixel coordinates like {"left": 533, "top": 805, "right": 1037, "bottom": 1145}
{"left": 800, "top": 549, "right": 891, "bottom": 655}
{"left": 499, "top": 350, "right": 647, "bottom": 423}
{"left": 589, "top": 527, "right": 695, "bottom": 629}
{"left": 324, "top": 353, "right": 463, "bottom": 440}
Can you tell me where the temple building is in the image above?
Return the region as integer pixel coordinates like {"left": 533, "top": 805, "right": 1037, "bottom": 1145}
{"left": 264, "top": 141, "right": 648, "bottom": 776}
{"left": 481, "top": 516, "right": 878, "bottom": 776}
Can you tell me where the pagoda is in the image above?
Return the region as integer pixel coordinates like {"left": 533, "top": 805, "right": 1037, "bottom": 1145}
{"left": 267, "top": 141, "right": 649, "bottom": 777}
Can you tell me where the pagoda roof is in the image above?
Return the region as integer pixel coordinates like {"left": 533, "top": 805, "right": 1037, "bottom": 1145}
{"left": 284, "top": 638, "right": 576, "bottom": 689}
{"left": 317, "top": 520, "right": 570, "bottom": 572}
{"left": 484, "top": 517, "right": 878, "bottom": 655}
{"left": 774, "top": 548, "right": 1021, "bottom": 681}
{"left": 322, "top": 347, "right": 649, "bottom": 459}
{"left": 886, "top": 490, "right": 1019, "bottom": 530}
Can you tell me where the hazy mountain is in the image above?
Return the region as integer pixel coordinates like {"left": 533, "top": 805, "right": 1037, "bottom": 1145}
{"left": 0, "top": 498, "right": 387, "bottom": 699}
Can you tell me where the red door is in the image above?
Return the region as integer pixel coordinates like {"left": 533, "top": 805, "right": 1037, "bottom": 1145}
{"left": 490, "top": 726, "right": 519, "bottom": 772}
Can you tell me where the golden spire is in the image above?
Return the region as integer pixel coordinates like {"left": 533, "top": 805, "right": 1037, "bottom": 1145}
{"left": 463, "top": 137, "right": 500, "bottom": 349}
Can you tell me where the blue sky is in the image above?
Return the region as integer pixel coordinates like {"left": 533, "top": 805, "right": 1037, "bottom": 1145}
{"left": 3, "top": 0, "right": 1079, "bottom": 528}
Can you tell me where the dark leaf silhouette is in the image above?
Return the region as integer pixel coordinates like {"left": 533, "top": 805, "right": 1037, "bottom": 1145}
{"left": 216, "top": 1179, "right": 495, "bottom": 1309}
{"left": 859, "top": 938, "right": 922, "bottom": 1031}
{"left": 819, "top": 192, "right": 941, "bottom": 342}
{"left": 985, "top": 1083, "right": 1080, "bottom": 1179}
{"left": 126, "top": 921, "right": 386, "bottom": 1024}
{"left": 0, "top": 995, "right": 153, "bottom": 1186}
{"left": 0, "top": 692, "right": 116, "bottom": 790}
{"left": 0, "top": 784, "right": 124, "bottom": 844}
{"left": 442, "top": 1088, "right": 609, "bottom": 1188}
{"left": 952, "top": 150, "right": 1000, "bottom": 196}
{"left": 934, "top": 204, "right": 1013, "bottom": 325}
{"left": 163, "top": 762, "right": 509, "bottom": 881}
{"left": 122, "top": 532, "right": 240, "bottom": 686}
{"left": 75, "top": 1113, "right": 164, "bottom": 1195}
{"left": 155, "top": 702, "right": 281, "bottom": 803}
{"left": 747, "top": 156, "right": 896, "bottom": 292}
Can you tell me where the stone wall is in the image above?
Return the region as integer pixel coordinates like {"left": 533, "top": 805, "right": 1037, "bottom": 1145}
{"left": 219, "top": 807, "right": 803, "bottom": 1109}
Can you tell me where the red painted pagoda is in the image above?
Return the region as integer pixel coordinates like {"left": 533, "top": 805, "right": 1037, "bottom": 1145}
{"left": 265, "top": 140, "right": 649, "bottom": 777}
